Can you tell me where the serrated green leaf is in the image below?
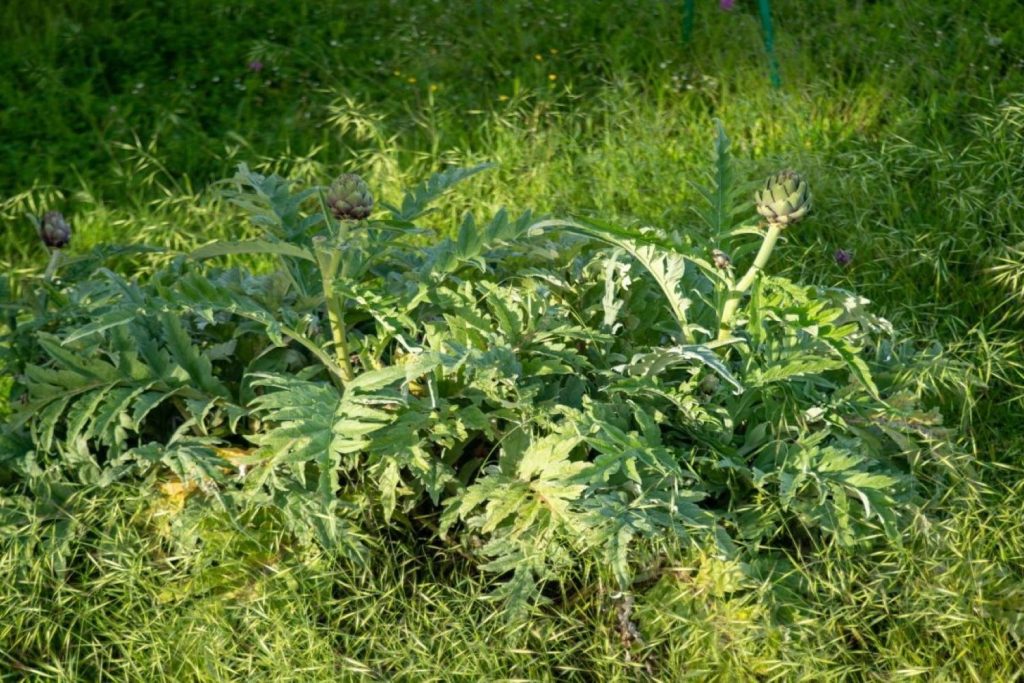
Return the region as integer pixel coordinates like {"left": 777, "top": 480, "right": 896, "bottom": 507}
{"left": 159, "top": 312, "right": 232, "bottom": 399}
{"left": 387, "top": 163, "right": 494, "bottom": 222}
{"left": 61, "top": 309, "right": 138, "bottom": 345}
{"left": 346, "top": 365, "right": 407, "bottom": 393}
{"left": 517, "top": 431, "right": 584, "bottom": 481}
{"left": 842, "top": 472, "right": 901, "bottom": 490}
{"left": 190, "top": 239, "right": 316, "bottom": 263}
{"left": 456, "top": 212, "right": 481, "bottom": 258}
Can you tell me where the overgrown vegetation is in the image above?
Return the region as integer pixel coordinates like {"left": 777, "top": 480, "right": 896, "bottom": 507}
{"left": 2, "top": 0, "right": 1023, "bottom": 679}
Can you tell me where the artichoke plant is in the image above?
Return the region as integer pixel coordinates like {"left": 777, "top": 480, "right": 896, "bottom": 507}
{"left": 718, "top": 171, "right": 811, "bottom": 341}
{"left": 755, "top": 170, "right": 810, "bottom": 227}
{"left": 327, "top": 173, "right": 374, "bottom": 220}
{"left": 38, "top": 210, "right": 72, "bottom": 249}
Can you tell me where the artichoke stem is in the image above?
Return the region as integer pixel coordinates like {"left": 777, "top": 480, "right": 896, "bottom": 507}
{"left": 326, "top": 293, "right": 354, "bottom": 383}
{"left": 317, "top": 246, "right": 355, "bottom": 383}
{"left": 717, "top": 223, "right": 782, "bottom": 342}
{"left": 43, "top": 249, "right": 62, "bottom": 282}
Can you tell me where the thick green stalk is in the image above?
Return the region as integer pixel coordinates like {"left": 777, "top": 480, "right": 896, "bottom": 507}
{"left": 717, "top": 223, "right": 782, "bottom": 341}
{"left": 43, "top": 249, "right": 62, "bottom": 282}
{"left": 34, "top": 249, "right": 63, "bottom": 319}
{"left": 317, "top": 245, "right": 355, "bottom": 383}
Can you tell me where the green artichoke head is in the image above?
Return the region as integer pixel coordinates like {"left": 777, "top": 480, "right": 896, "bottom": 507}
{"left": 38, "top": 210, "right": 72, "bottom": 249}
{"left": 327, "top": 173, "right": 374, "bottom": 221}
{"left": 755, "top": 170, "right": 810, "bottom": 228}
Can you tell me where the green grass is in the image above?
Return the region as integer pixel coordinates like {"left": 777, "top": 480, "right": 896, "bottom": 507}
{"left": 3, "top": 475, "right": 1024, "bottom": 681}
{"left": 3, "top": 475, "right": 1023, "bottom": 681}
{"left": 3, "top": 0, "right": 1024, "bottom": 679}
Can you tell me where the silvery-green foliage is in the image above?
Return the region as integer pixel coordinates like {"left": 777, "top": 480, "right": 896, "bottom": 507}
{"left": 1, "top": 130, "right": 961, "bottom": 614}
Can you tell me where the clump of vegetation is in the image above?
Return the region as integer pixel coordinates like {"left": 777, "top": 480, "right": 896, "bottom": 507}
{"left": 1, "top": 124, "right": 958, "bottom": 613}
{"left": 2, "top": 1, "right": 1023, "bottom": 677}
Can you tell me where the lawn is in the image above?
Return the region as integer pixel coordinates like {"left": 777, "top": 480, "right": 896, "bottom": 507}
{"left": 2, "top": 0, "right": 1024, "bottom": 680}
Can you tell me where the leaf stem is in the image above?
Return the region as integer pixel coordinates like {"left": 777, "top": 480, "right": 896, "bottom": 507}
{"left": 278, "top": 325, "right": 348, "bottom": 387}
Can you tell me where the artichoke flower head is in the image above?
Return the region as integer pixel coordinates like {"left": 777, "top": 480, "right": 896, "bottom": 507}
{"left": 327, "top": 173, "right": 374, "bottom": 221}
{"left": 755, "top": 170, "right": 810, "bottom": 228}
{"left": 38, "top": 210, "right": 72, "bottom": 249}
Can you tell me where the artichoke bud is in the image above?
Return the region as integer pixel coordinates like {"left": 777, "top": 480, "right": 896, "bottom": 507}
{"left": 699, "top": 374, "right": 719, "bottom": 394}
{"left": 326, "top": 173, "right": 374, "bottom": 220}
{"left": 38, "top": 210, "right": 72, "bottom": 249}
{"left": 755, "top": 170, "right": 810, "bottom": 228}
{"left": 712, "top": 249, "right": 732, "bottom": 270}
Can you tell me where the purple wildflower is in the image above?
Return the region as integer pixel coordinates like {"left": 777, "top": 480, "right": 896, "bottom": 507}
{"left": 834, "top": 249, "right": 853, "bottom": 267}
{"left": 247, "top": 59, "right": 264, "bottom": 73}
{"left": 720, "top": 0, "right": 736, "bottom": 10}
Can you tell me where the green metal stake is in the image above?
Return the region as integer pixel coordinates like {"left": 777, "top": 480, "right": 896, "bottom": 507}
{"left": 682, "top": 0, "right": 695, "bottom": 43}
{"left": 757, "top": 0, "right": 782, "bottom": 88}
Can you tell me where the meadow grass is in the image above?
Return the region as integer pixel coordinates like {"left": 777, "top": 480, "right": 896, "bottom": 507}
{"left": 2, "top": 0, "right": 1024, "bottom": 679}
{"left": 2, "top": 475, "right": 1022, "bottom": 681}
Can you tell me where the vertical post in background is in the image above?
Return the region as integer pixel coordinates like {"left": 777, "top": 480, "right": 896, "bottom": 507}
{"left": 757, "top": 0, "right": 782, "bottom": 88}
{"left": 682, "top": 0, "right": 695, "bottom": 43}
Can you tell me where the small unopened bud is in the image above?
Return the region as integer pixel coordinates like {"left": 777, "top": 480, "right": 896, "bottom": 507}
{"left": 712, "top": 249, "right": 732, "bottom": 270}
{"left": 326, "top": 173, "right": 373, "bottom": 220}
{"left": 699, "top": 374, "right": 719, "bottom": 394}
{"left": 303, "top": 312, "right": 322, "bottom": 337}
{"left": 38, "top": 211, "right": 72, "bottom": 249}
{"left": 834, "top": 248, "right": 853, "bottom": 267}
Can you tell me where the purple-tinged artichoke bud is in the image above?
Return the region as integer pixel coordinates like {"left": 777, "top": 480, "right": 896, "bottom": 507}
{"left": 38, "top": 211, "right": 72, "bottom": 249}
{"left": 712, "top": 249, "right": 732, "bottom": 270}
{"left": 755, "top": 170, "right": 811, "bottom": 228}
{"left": 326, "top": 173, "right": 373, "bottom": 220}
